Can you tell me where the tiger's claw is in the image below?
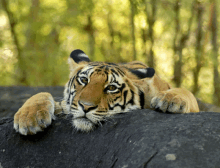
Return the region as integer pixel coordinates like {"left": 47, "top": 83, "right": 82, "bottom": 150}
{"left": 151, "top": 91, "right": 189, "bottom": 113}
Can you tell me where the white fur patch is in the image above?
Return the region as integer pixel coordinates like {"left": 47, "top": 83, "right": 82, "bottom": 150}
{"left": 125, "top": 104, "right": 140, "bottom": 111}
{"left": 157, "top": 101, "right": 163, "bottom": 108}
{"left": 78, "top": 53, "right": 89, "bottom": 58}
{"left": 29, "top": 126, "right": 42, "bottom": 134}
{"left": 73, "top": 118, "right": 94, "bottom": 132}
{"left": 14, "top": 123, "right": 19, "bottom": 132}
{"left": 19, "top": 127, "right": 28, "bottom": 135}
{"left": 113, "top": 106, "right": 122, "bottom": 112}
{"left": 137, "top": 68, "right": 148, "bottom": 74}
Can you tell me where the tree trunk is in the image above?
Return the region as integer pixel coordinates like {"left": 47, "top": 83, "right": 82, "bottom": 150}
{"left": 144, "top": 0, "right": 157, "bottom": 68}
{"left": 108, "top": 13, "right": 114, "bottom": 50}
{"left": 87, "top": 15, "right": 95, "bottom": 60}
{"left": 193, "top": 1, "right": 203, "bottom": 95}
{"left": 2, "top": 0, "right": 27, "bottom": 85}
{"left": 129, "top": 0, "right": 136, "bottom": 61}
{"left": 24, "top": 0, "right": 41, "bottom": 85}
{"left": 173, "top": 0, "right": 180, "bottom": 87}
{"left": 148, "top": 0, "right": 156, "bottom": 68}
{"left": 107, "top": 7, "right": 115, "bottom": 61}
{"left": 141, "top": 28, "right": 147, "bottom": 59}
{"left": 173, "top": 0, "right": 196, "bottom": 87}
{"left": 84, "top": 15, "right": 95, "bottom": 60}
{"left": 210, "top": 1, "right": 220, "bottom": 105}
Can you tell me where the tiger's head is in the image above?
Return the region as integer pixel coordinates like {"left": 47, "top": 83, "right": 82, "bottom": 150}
{"left": 63, "top": 49, "right": 155, "bottom": 132}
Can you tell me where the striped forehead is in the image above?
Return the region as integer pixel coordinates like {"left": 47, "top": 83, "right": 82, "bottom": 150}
{"left": 107, "top": 71, "right": 124, "bottom": 85}
{"left": 80, "top": 64, "right": 125, "bottom": 83}
{"left": 79, "top": 66, "right": 94, "bottom": 76}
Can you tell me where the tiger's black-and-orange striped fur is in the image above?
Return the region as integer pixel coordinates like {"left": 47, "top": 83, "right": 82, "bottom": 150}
{"left": 14, "top": 49, "right": 199, "bottom": 135}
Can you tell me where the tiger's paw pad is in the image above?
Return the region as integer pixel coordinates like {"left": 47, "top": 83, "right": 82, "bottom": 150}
{"left": 150, "top": 92, "right": 188, "bottom": 113}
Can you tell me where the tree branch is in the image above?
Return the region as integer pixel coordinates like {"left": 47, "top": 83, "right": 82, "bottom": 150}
{"left": 2, "top": 0, "right": 21, "bottom": 58}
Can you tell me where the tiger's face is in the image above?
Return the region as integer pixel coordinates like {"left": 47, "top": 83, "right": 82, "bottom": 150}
{"left": 63, "top": 50, "right": 155, "bottom": 132}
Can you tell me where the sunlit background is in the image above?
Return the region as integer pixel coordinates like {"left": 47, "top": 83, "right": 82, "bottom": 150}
{"left": 0, "top": 0, "right": 219, "bottom": 106}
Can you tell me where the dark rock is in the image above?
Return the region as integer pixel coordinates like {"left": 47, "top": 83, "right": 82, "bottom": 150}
{"left": 1, "top": 110, "right": 220, "bottom": 168}
{"left": 0, "top": 86, "right": 64, "bottom": 118}
{"left": 1, "top": 86, "right": 220, "bottom": 168}
{"left": 0, "top": 86, "right": 219, "bottom": 119}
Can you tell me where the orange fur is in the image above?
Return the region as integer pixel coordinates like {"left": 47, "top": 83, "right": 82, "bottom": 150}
{"left": 14, "top": 92, "right": 56, "bottom": 135}
{"left": 14, "top": 57, "right": 199, "bottom": 135}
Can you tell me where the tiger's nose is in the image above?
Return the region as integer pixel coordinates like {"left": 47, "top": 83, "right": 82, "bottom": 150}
{"left": 78, "top": 101, "right": 98, "bottom": 113}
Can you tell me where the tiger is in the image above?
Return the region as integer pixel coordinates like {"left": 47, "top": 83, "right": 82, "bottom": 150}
{"left": 13, "top": 49, "right": 200, "bottom": 135}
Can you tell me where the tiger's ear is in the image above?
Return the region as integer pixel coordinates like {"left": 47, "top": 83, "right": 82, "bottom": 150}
{"left": 68, "top": 49, "right": 90, "bottom": 70}
{"left": 69, "top": 49, "right": 90, "bottom": 63}
{"left": 129, "top": 68, "right": 155, "bottom": 79}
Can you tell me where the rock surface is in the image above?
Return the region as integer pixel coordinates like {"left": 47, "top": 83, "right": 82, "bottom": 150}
{"left": 1, "top": 110, "right": 220, "bottom": 168}
{"left": 0, "top": 86, "right": 64, "bottom": 118}
{"left": 1, "top": 86, "right": 220, "bottom": 168}
{"left": 0, "top": 86, "right": 219, "bottom": 119}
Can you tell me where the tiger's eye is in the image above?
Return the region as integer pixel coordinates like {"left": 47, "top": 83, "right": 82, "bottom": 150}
{"left": 80, "top": 77, "right": 88, "bottom": 84}
{"left": 108, "top": 85, "right": 117, "bottom": 91}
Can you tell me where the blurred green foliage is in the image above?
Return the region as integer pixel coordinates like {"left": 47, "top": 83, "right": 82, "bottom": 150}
{"left": 0, "top": 0, "right": 220, "bottom": 105}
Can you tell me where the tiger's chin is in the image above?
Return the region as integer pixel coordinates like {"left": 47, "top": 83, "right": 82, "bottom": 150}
{"left": 72, "top": 118, "right": 95, "bottom": 132}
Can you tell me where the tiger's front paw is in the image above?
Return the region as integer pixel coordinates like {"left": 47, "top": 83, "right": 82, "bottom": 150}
{"left": 150, "top": 91, "right": 189, "bottom": 113}
{"left": 14, "top": 92, "right": 55, "bottom": 135}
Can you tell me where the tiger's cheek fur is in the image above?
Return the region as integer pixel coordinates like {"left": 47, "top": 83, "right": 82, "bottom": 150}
{"left": 64, "top": 76, "right": 142, "bottom": 115}
{"left": 61, "top": 62, "right": 150, "bottom": 132}
{"left": 106, "top": 86, "right": 141, "bottom": 113}
{"left": 124, "top": 79, "right": 143, "bottom": 109}
{"left": 107, "top": 92, "right": 121, "bottom": 105}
